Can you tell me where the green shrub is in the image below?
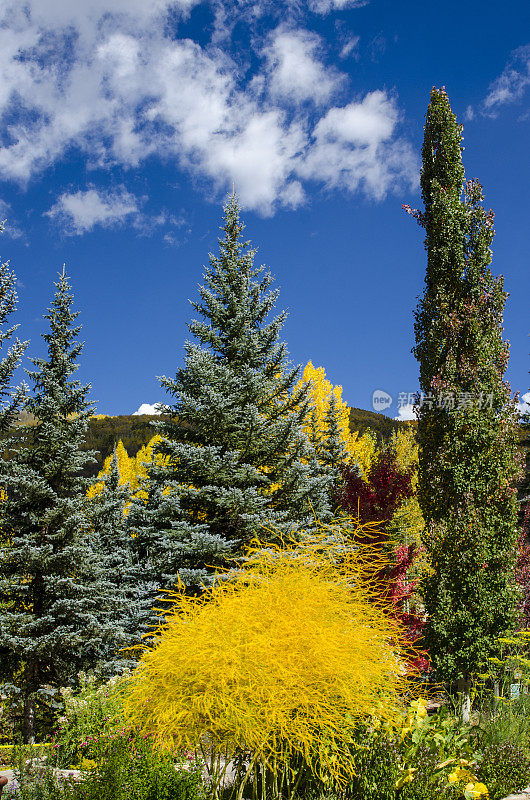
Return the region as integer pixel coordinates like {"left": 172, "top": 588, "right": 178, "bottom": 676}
{"left": 4, "top": 747, "right": 76, "bottom": 800}
{"left": 4, "top": 736, "right": 205, "bottom": 800}
{"left": 475, "top": 742, "right": 530, "bottom": 800}
{"left": 52, "top": 673, "right": 124, "bottom": 768}
{"left": 344, "top": 732, "right": 400, "bottom": 799}
{"left": 75, "top": 734, "right": 205, "bottom": 800}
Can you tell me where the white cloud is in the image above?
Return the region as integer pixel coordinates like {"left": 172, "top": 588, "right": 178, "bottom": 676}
{"left": 299, "top": 91, "right": 418, "bottom": 199}
{"left": 394, "top": 403, "right": 417, "bottom": 422}
{"left": 483, "top": 45, "right": 530, "bottom": 115}
{"left": 0, "top": 199, "right": 24, "bottom": 240}
{"left": 339, "top": 35, "right": 360, "bottom": 60}
{"left": 309, "top": 0, "right": 368, "bottom": 13}
{"left": 46, "top": 187, "right": 140, "bottom": 234}
{"left": 263, "top": 27, "right": 343, "bottom": 106}
{"left": 516, "top": 391, "right": 530, "bottom": 418}
{"left": 133, "top": 402, "right": 163, "bottom": 415}
{"left": 0, "top": 1, "right": 414, "bottom": 216}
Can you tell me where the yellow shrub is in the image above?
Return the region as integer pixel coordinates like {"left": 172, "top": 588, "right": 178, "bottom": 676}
{"left": 121, "top": 520, "right": 414, "bottom": 799}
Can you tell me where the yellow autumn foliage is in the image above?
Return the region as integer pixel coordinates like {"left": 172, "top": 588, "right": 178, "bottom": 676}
{"left": 87, "top": 440, "right": 136, "bottom": 499}
{"left": 387, "top": 426, "right": 430, "bottom": 579}
{"left": 86, "top": 435, "right": 167, "bottom": 502}
{"left": 121, "top": 519, "right": 413, "bottom": 799}
{"left": 295, "top": 361, "right": 376, "bottom": 476}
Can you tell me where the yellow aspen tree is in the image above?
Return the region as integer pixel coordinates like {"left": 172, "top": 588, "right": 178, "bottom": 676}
{"left": 87, "top": 440, "right": 135, "bottom": 499}
{"left": 295, "top": 361, "right": 376, "bottom": 476}
{"left": 387, "top": 427, "right": 429, "bottom": 578}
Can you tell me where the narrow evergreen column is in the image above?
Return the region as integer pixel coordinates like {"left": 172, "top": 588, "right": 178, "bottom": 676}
{"left": 409, "top": 88, "right": 522, "bottom": 705}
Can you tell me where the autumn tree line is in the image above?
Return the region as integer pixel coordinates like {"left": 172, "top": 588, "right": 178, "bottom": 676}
{"left": 0, "top": 87, "right": 528, "bottom": 741}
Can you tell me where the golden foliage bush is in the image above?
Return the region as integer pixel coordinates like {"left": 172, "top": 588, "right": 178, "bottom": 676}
{"left": 121, "top": 520, "right": 415, "bottom": 800}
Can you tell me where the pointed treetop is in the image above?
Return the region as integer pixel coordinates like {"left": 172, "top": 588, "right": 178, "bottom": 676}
{"left": 421, "top": 87, "right": 465, "bottom": 212}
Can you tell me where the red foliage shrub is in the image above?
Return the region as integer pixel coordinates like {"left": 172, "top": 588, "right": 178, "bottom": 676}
{"left": 336, "top": 449, "right": 429, "bottom": 671}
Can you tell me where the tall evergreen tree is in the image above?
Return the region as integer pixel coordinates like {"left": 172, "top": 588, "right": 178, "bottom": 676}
{"left": 407, "top": 88, "right": 521, "bottom": 716}
{"left": 0, "top": 270, "right": 121, "bottom": 741}
{"left": 88, "top": 447, "right": 140, "bottom": 663}
{"left": 320, "top": 394, "right": 349, "bottom": 479}
{"left": 134, "top": 195, "right": 331, "bottom": 600}
{"left": 0, "top": 223, "right": 28, "bottom": 432}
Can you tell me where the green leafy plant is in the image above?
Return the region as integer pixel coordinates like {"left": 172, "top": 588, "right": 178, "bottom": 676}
{"left": 475, "top": 742, "right": 530, "bottom": 800}
{"left": 4, "top": 737, "right": 205, "bottom": 800}
{"left": 73, "top": 733, "right": 205, "bottom": 800}
{"left": 52, "top": 673, "right": 125, "bottom": 768}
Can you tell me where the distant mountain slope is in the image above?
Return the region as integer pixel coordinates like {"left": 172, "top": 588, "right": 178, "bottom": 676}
{"left": 78, "top": 408, "right": 409, "bottom": 477}
{"left": 10, "top": 410, "right": 527, "bottom": 485}
{"left": 348, "top": 406, "right": 410, "bottom": 441}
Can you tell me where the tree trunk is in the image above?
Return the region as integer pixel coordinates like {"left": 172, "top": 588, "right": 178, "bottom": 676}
{"left": 457, "top": 677, "right": 472, "bottom": 724}
{"left": 23, "top": 660, "right": 39, "bottom": 744}
{"left": 23, "top": 695, "right": 35, "bottom": 744}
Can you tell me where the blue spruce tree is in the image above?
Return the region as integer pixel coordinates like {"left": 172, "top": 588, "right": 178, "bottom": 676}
{"left": 132, "top": 195, "right": 331, "bottom": 604}
{"left": 0, "top": 270, "right": 123, "bottom": 741}
{"left": 0, "top": 224, "right": 28, "bottom": 432}
{"left": 87, "top": 447, "right": 141, "bottom": 665}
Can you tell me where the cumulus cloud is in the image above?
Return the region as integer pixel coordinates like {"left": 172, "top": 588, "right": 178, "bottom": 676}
{"left": 46, "top": 187, "right": 140, "bottom": 234}
{"left": 483, "top": 45, "right": 530, "bottom": 115}
{"left": 133, "top": 402, "right": 163, "bottom": 415}
{"left": 394, "top": 403, "right": 417, "bottom": 422}
{"left": 299, "top": 91, "right": 418, "bottom": 199}
{"left": 45, "top": 185, "right": 190, "bottom": 237}
{"left": 0, "top": 0, "right": 415, "bottom": 216}
{"left": 263, "top": 27, "right": 344, "bottom": 106}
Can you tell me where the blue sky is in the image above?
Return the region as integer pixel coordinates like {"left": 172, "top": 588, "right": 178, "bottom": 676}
{"left": 0, "top": 0, "right": 528, "bottom": 419}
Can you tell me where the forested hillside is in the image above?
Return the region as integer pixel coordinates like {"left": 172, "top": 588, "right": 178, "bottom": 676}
{"left": 9, "top": 408, "right": 528, "bottom": 481}
{"left": 84, "top": 407, "right": 409, "bottom": 475}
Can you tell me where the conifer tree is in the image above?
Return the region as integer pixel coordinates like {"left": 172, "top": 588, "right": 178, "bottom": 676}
{"left": 136, "top": 195, "right": 331, "bottom": 597}
{"left": 0, "top": 270, "right": 122, "bottom": 741}
{"left": 407, "top": 88, "right": 521, "bottom": 715}
{"left": 88, "top": 447, "right": 141, "bottom": 661}
{"left": 320, "top": 393, "right": 349, "bottom": 478}
{"left": 0, "top": 223, "right": 28, "bottom": 432}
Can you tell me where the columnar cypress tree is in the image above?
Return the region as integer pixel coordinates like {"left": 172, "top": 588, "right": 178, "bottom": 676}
{"left": 408, "top": 88, "right": 521, "bottom": 713}
{"left": 135, "top": 195, "right": 331, "bottom": 597}
{"left": 0, "top": 270, "right": 121, "bottom": 741}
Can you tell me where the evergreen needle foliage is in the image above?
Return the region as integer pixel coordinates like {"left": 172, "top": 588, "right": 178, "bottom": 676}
{"left": 409, "top": 88, "right": 522, "bottom": 690}
{"left": 121, "top": 520, "right": 413, "bottom": 800}
{"left": 0, "top": 270, "right": 124, "bottom": 741}
{"left": 130, "top": 194, "right": 331, "bottom": 602}
{"left": 0, "top": 223, "right": 28, "bottom": 433}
